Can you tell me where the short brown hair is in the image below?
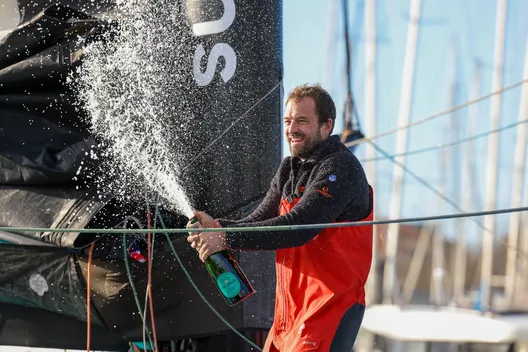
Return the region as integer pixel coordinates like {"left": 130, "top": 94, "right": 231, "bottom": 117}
{"left": 286, "top": 83, "right": 336, "bottom": 133}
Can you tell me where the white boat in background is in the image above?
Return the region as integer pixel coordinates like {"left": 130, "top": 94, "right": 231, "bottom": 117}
{"left": 359, "top": 304, "right": 528, "bottom": 351}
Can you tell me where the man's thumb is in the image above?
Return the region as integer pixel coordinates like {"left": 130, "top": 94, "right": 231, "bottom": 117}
{"left": 192, "top": 210, "right": 204, "bottom": 220}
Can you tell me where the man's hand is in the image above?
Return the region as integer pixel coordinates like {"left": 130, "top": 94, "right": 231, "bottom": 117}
{"left": 186, "top": 210, "right": 226, "bottom": 262}
{"left": 192, "top": 230, "right": 227, "bottom": 262}
{"left": 192, "top": 210, "right": 221, "bottom": 227}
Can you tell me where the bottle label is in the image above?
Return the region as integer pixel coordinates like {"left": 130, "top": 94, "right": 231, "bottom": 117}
{"left": 216, "top": 272, "right": 241, "bottom": 298}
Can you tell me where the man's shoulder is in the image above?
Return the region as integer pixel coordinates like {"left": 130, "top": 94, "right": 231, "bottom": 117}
{"left": 319, "top": 148, "right": 362, "bottom": 168}
{"left": 313, "top": 149, "right": 368, "bottom": 185}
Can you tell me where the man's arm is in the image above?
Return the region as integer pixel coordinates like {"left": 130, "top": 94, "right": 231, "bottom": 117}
{"left": 216, "top": 158, "right": 287, "bottom": 226}
{"left": 224, "top": 152, "right": 371, "bottom": 251}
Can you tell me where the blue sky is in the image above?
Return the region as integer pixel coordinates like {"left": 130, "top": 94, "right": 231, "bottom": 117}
{"left": 282, "top": 0, "right": 528, "bottom": 246}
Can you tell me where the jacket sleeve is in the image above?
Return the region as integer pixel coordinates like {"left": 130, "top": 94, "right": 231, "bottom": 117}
{"left": 224, "top": 152, "right": 371, "bottom": 251}
{"left": 215, "top": 158, "right": 286, "bottom": 226}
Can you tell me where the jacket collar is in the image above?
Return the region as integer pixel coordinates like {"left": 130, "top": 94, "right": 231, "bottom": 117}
{"left": 290, "top": 135, "right": 347, "bottom": 165}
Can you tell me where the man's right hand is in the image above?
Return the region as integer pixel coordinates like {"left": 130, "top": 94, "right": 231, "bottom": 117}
{"left": 192, "top": 210, "right": 222, "bottom": 229}
{"left": 186, "top": 218, "right": 200, "bottom": 231}
{"left": 186, "top": 210, "right": 222, "bottom": 244}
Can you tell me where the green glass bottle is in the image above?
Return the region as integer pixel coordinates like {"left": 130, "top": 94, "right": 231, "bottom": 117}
{"left": 187, "top": 216, "right": 255, "bottom": 306}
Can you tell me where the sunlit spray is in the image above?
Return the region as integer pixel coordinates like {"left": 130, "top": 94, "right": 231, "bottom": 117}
{"left": 72, "top": 0, "right": 197, "bottom": 217}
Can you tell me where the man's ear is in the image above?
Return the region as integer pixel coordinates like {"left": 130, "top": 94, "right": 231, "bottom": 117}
{"left": 324, "top": 118, "right": 333, "bottom": 135}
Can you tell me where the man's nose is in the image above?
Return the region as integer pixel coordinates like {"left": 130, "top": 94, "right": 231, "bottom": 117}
{"left": 287, "top": 121, "right": 299, "bottom": 134}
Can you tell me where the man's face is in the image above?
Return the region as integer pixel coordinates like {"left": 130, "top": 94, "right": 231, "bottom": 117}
{"left": 284, "top": 97, "right": 332, "bottom": 159}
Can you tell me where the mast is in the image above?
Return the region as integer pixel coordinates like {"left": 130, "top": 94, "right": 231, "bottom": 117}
{"left": 431, "top": 142, "right": 447, "bottom": 305}
{"left": 342, "top": 0, "right": 353, "bottom": 136}
{"left": 382, "top": 0, "right": 422, "bottom": 304}
{"left": 454, "top": 61, "right": 482, "bottom": 304}
{"left": 402, "top": 225, "right": 432, "bottom": 304}
{"left": 480, "top": 0, "right": 508, "bottom": 311}
{"left": 364, "top": 0, "right": 379, "bottom": 305}
{"left": 322, "top": 0, "right": 339, "bottom": 91}
{"left": 430, "top": 46, "right": 454, "bottom": 304}
{"left": 339, "top": 0, "right": 366, "bottom": 152}
{"left": 449, "top": 36, "right": 467, "bottom": 304}
{"left": 505, "top": 34, "right": 528, "bottom": 308}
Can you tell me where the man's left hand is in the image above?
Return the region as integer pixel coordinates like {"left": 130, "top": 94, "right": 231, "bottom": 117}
{"left": 192, "top": 231, "right": 227, "bottom": 262}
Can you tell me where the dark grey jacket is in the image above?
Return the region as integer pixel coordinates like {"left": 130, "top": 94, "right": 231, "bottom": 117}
{"left": 219, "top": 135, "right": 372, "bottom": 250}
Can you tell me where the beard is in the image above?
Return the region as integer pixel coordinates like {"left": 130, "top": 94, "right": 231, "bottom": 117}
{"left": 288, "top": 131, "right": 324, "bottom": 159}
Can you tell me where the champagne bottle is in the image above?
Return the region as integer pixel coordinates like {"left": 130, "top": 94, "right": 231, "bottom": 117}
{"left": 187, "top": 216, "right": 255, "bottom": 306}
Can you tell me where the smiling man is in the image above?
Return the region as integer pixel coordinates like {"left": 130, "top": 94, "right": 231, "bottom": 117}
{"left": 188, "top": 83, "right": 374, "bottom": 352}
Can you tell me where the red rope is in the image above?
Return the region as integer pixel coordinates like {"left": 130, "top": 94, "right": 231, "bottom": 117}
{"left": 86, "top": 242, "right": 96, "bottom": 352}
{"left": 87, "top": 209, "right": 159, "bottom": 352}
{"left": 146, "top": 209, "right": 159, "bottom": 352}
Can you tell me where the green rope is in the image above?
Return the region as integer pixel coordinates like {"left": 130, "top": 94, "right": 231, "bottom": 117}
{"left": 122, "top": 232, "right": 155, "bottom": 349}
{"left": 3, "top": 205, "right": 528, "bottom": 235}
{"left": 157, "top": 213, "right": 262, "bottom": 352}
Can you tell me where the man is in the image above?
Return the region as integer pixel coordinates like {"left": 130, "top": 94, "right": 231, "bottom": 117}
{"left": 187, "top": 83, "right": 374, "bottom": 352}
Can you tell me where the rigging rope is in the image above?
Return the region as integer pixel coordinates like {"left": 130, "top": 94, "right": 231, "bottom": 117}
{"left": 361, "top": 118, "right": 528, "bottom": 162}
{"left": 345, "top": 78, "right": 528, "bottom": 148}
{"left": 365, "top": 139, "right": 524, "bottom": 257}
{"left": 122, "top": 230, "right": 155, "bottom": 349}
{"left": 3, "top": 206, "right": 527, "bottom": 235}
{"left": 182, "top": 81, "right": 282, "bottom": 172}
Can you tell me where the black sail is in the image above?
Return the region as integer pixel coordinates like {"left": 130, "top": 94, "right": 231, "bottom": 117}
{"left": 0, "top": 0, "right": 282, "bottom": 350}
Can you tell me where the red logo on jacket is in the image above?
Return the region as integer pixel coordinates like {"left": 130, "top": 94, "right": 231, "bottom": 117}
{"left": 316, "top": 186, "right": 331, "bottom": 198}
